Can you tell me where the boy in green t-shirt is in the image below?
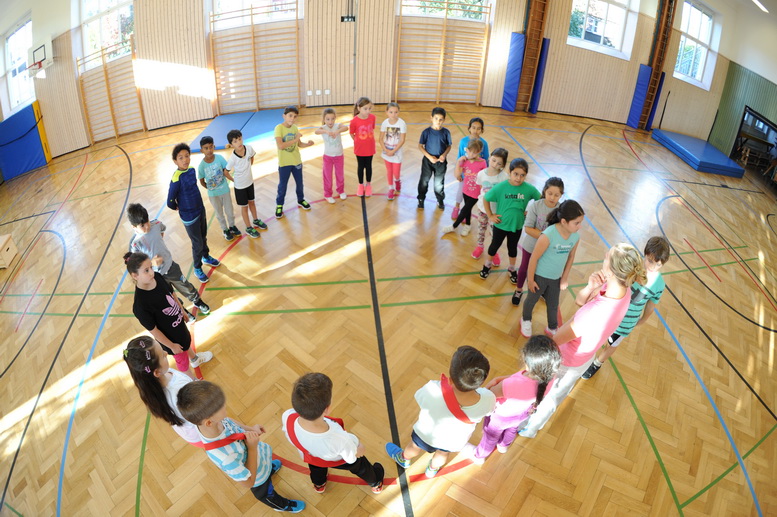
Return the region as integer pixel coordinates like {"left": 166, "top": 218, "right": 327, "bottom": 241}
{"left": 582, "top": 236, "right": 670, "bottom": 379}
{"left": 479, "top": 158, "right": 541, "bottom": 281}
{"left": 274, "top": 105, "right": 314, "bottom": 219}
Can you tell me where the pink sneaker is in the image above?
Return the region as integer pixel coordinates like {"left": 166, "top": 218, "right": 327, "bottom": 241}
{"left": 387, "top": 188, "right": 395, "bottom": 201}
{"left": 545, "top": 327, "right": 557, "bottom": 337}
{"left": 357, "top": 184, "right": 365, "bottom": 197}
{"left": 395, "top": 179, "right": 402, "bottom": 192}
{"left": 365, "top": 184, "right": 372, "bottom": 197}
{"left": 451, "top": 205, "right": 459, "bottom": 220}
{"left": 493, "top": 253, "right": 501, "bottom": 266}
{"left": 471, "top": 246, "right": 483, "bottom": 259}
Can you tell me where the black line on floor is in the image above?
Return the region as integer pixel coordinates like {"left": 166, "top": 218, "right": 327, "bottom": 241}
{"left": 662, "top": 179, "right": 764, "bottom": 194}
{"left": 359, "top": 196, "right": 414, "bottom": 517}
{"left": 0, "top": 145, "right": 134, "bottom": 510}
{"left": 0, "top": 210, "right": 56, "bottom": 227}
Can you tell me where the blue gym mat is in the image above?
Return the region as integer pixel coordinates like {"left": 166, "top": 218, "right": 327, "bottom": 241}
{"left": 189, "top": 112, "right": 254, "bottom": 153}
{"left": 241, "top": 108, "right": 284, "bottom": 145}
{"left": 652, "top": 129, "right": 744, "bottom": 178}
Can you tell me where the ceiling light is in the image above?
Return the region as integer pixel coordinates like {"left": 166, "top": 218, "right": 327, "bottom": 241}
{"left": 752, "top": 0, "right": 769, "bottom": 13}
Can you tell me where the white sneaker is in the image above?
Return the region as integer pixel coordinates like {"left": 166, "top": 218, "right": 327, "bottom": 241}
{"left": 325, "top": 197, "right": 335, "bottom": 204}
{"left": 460, "top": 224, "right": 471, "bottom": 236}
{"left": 461, "top": 443, "right": 484, "bottom": 465}
{"left": 339, "top": 192, "right": 347, "bottom": 200}
{"left": 190, "top": 351, "right": 213, "bottom": 368}
{"left": 545, "top": 326, "right": 557, "bottom": 337}
{"left": 442, "top": 225, "right": 455, "bottom": 234}
{"left": 496, "top": 444, "right": 508, "bottom": 454}
{"left": 520, "top": 319, "right": 532, "bottom": 338}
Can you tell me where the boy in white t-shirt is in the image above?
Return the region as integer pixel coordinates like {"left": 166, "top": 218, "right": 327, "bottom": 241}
{"left": 282, "top": 373, "right": 384, "bottom": 494}
{"left": 385, "top": 346, "right": 496, "bottom": 478}
{"left": 225, "top": 129, "right": 268, "bottom": 239}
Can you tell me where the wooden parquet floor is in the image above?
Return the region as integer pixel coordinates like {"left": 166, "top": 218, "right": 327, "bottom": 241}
{"left": 1, "top": 104, "right": 775, "bottom": 516}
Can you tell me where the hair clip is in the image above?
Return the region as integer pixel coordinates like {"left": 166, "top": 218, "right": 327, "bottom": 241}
{"left": 144, "top": 366, "right": 151, "bottom": 373}
{"left": 123, "top": 350, "right": 128, "bottom": 357}
{"left": 138, "top": 341, "right": 146, "bottom": 349}
{"left": 145, "top": 351, "right": 151, "bottom": 360}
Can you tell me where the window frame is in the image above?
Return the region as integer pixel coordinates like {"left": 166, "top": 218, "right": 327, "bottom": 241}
{"left": 566, "top": 0, "right": 640, "bottom": 61}
{"left": 4, "top": 18, "right": 36, "bottom": 112}
{"left": 80, "top": 0, "right": 134, "bottom": 69}
{"left": 399, "top": 0, "right": 490, "bottom": 23}
{"left": 212, "top": 0, "right": 302, "bottom": 32}
{"left": 672, "top": 0, "right": 718, "bottom": 90}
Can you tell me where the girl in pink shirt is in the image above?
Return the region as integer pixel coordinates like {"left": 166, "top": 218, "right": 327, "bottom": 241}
{"left": 470, "top": 335, "right": 561, "bottom": 462}
{"left": 349, "top": 97, "right": 376, "bottom": 197}
{"left": 519, "top": 243, "right": 647, "bottom": 438}
{"left": 443, "top": 139, "right": 487, "bottom": 237}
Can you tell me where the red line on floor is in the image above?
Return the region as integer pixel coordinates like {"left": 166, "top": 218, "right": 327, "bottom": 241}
{"left": 684, "top": 238, "right": 722, "bottom": 282}
{"left": 15, "top": 279, "right": 43, "bottom": 332}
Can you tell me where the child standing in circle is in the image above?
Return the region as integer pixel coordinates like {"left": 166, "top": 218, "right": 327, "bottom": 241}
{"left": 452, "top": 117, "right": 489, "bottom": 221}
{"left": 442, "top": 139, "right": 487, "bottom": 236}
{"left": 125, "top": 251, "right": 213, "bottom": 379}
{"left": 224, "top": 129, "right": 267, "bottom": 239}
{"left": 513, "top": 177, "right": 564, "bottom": 306}
{"left": 315, "top": 108, "right": 349, "bottom": 204}
{"left": 274, "top": 105, "right": 314, "bottom": 219}
{"left": 197, "top": 135, "right": 239, "bottom": 240}
{"left": 350, "top": 97, "right": 376, "bottom": 197}
{"left": 479, "top": 158, "right": 541, "bottom": 282}
{"left": 520, "top": 200, "right": 585, "bottom": 338}
{"left": 123, "top": 335, "right": 199, "bottom": 443}
{"left": 380, "top": 102, "right": 407, "bottom": 201}
{"left": 472, "top": 148, "right": 509, "bottom": 262}
{"left": 469, "top": 335, "right": 561, "bottom": 463}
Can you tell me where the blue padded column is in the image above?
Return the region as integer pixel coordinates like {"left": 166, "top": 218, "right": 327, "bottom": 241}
{"left": 626, "top": 64, "right": 652, "bottom": 128}
{"left": 501, "top": 33, "right": 525, "bottom": 112}
{"left": 645, "top": 71, "right": 665, "bottom": 131}
{"left": 528, "top": 38, "right": 550, "bottom": 114}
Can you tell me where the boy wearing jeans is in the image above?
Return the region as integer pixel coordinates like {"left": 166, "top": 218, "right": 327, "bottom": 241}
{"left": 178, "top": 381, "right": 305, "bottom": 513}
{"left": 274, "top": 106, "right": 314, "bottom": 219}
{"left": 417, "top": 106, "right": 452, "bottom": 211}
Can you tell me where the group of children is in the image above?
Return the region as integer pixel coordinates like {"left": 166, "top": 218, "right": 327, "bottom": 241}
{"left": 119, "top": 102, "right": 673, "bottom": 512}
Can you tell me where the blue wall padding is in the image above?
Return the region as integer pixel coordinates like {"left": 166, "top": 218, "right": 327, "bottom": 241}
{"left": 241, "top": 109, "right": 284, "bottom": 145}
{"left": 627, "top": 64, "right": 653, "bottom": 128}
{"left": 501, "top": 33, "right": 525, "bottom": 112}
{"left": 189, "top": 112, "right": 254, "bottom": 153}
{"left": 0, "top": 104, "right": 47, "bottom": 181}
{"left": 645, "top": 71, "right": 665, "bottom": 131}
{"left": 528, "top": 38, "right": 550, "bottom": 114}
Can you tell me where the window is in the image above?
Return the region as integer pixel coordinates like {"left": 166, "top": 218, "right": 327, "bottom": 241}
{"left": 5, "top": 19, "right": 35, "bottom": 110}
{"left": 81, "top": 0, "right": 134, "bottom": 63}
{"left": 567, "top": 0, "right": 638, "bottom": 60}
{"left": 212, "top": 0, "right": 299, "bottom": 31}
{"left": 401, "top": 0, "right": 489, "bottom": 22}
{"left": 674, "top": 1, "right": 713, "bottom": 83}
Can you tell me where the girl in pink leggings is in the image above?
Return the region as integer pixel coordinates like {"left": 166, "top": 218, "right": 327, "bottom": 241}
{"left": 315, "top": 108, "right": 349, "bottom": 203}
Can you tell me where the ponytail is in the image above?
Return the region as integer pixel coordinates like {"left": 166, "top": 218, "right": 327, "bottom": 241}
{"left": 124, "top": 336, "right": 184, "bottom": 427}
{"left": 124, "top": 251, "right": 148, "bottom": 275}
{"left": 546, "top": 199, "right": 585, "bottom": 226}
{"left": 609, "top": 243, "right": 647, "bottom": 287}
{"left": 521, "top": 335, "right": 561, "bottom": 409}
{"left": 354, "top": 96, "right": 372, "bottom": 116}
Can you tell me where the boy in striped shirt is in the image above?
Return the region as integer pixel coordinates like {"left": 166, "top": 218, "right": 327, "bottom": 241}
{"left": 582, "top": 236, "right": 670, "bottom": 379}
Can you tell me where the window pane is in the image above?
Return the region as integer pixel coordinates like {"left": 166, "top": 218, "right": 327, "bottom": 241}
{"left": 102, "top": 0, "right": 119, "bottom": 10}
{"left": 688, "top": 5, "right": 701, "bottom": 39}
{"left": 699, "top": 13, "right": 712, "bottom": 44}
{"left": 119, "top": 4, "right": 134, "bottom": 43}
{"left": 604, "top": 4, "right": 625, "bottom": 49}
{"left": 680, "top": 2, "right": 690, "bottom": 33}
{"left": 101, "top": 11, "right": 121, "bottom": 48}
{"left": 692, "top": 44, "right": 706, "bottom": 80}
{"left": 84, "top": 19, "right": 101, "bottom": 56}
{"left": 569, "top": 0, "right": 587, "bottom": 38}
{"left": 83, "top": 0, "right": 100, "bottom": 19}
{"left": 7, "top": 21, "right": 32, "bottom": 69}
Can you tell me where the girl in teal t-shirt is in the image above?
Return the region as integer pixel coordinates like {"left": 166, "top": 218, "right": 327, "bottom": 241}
{"left": 520, "top": 200, "right": 585, "bottom": 338}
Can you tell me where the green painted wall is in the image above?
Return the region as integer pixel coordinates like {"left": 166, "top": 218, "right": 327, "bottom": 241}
{"left": 709, "top": 62, "right": 777, "bottom": 155}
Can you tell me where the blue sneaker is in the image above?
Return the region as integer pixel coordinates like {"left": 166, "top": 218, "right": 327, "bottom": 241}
{"left": 202, "top": 255, "right": 221, "bottom": 267}
{"left": 271, "top": 459, "right": 282, "bottom": 475}
{"left": 193, "top": 268, "right": 208, "bottom": 283}
{"left": 385, "top": 442, "right": 410, "bottom": 468}
{"left": 274, "top": 500, "right": 305, "bottom": 513}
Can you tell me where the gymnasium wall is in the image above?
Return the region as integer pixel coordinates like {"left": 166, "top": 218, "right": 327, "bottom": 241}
{"left": 708, "top": 62, "right": 777, "bottom": 156}
{"left": 480, "top": 0, "right": 526, "bottom": 107}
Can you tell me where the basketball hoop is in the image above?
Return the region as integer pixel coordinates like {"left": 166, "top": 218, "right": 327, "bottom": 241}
{"left": 27, "top": 61, "right": 43, "bottom": 78}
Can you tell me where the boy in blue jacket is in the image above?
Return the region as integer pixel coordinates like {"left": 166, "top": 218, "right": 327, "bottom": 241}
{"left": 168, "top": 143, "right": 222, "bottom": 283}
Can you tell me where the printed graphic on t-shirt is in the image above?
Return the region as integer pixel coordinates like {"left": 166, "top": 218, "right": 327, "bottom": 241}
{"left": 282, "top": 132, "right": 297, "bottom": 153}
{"left": 384, "top": 127, "right": 401, "bottom": 150}
{"left": 202, "top": 163, "right": 225, "bottom": 190}
{"left": 552, "top": 243, "right": 574, "bottom": 255}
{"left": 356, "top": 123, "right": 373, "bottom": 142}
{"left": 162, "top": 294, "right": 184, "bottom": 327}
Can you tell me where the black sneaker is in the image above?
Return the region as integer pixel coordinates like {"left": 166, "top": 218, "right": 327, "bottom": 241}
{"left": 582, "top": 362, "right": 601, "bottom": 379}
{"left": 298, "top": 200, "right": 312, "bottom": 211}
{"left": 253, "top": 219, "right": 268, "bottom": 230}
{"left": 371, "top": 462, "right": 385, "bottom": 494}
{"left": 229, "top": 226, "right": 241, "bottom": 238}
{"left": 511, "top": 289, "right": 523, "bottom": 306}
{"left": 275, "top": 205, "right": 284, "bottom": 219}
{"left": 194, "top": 300, "right": 210, "bottom": 315}
{"left": 184, "top": 308, "right": 196, "bottom": 323}
{"left": 479, "top": 265, "right": 491, "bottom": 279}
{"left": 437, "top": 201, "right": 445, "bottom": 211}
{"left": 417, "top": 200, "right": 424, "bottom": 210}
{"left": 223, "top": 229, "right": 234, "bottom": 241}
{"left": 278, "top": 499, "right": 306, "bottom": 513}
{"left": 509, "top": 270, "right": 518, "bottom": 284}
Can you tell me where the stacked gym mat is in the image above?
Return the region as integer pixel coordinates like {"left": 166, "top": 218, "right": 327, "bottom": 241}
{"left": 189, "top": 108, "right": 284, "bottom": 153}
{"left": 652, "top": 129, "right": 744, "bottom": 178}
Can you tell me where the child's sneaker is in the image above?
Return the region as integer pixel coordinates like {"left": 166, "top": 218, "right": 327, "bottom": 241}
{"left": 246, "top": 227, "right": 260, "bottom": 239}
{"left": 276, "top": 500, "right": 305, "bottom": 513}
{"left": 509, "top": 269, "right": 518, "bottom": 284}
{"left": 493, "top": 253, "right": 502, "bottom": 266}
{"left": 194, "top": 299, "right": 210, "bottom": 315}
{"left": 339, "top": 192, "right": 348, "bottom": 200}
{"left": 298, "top": 200, "right": 312, "bottom": 210}
{"left": 395, "top": 179, "right": 402, "bottom": 192}
{"left": 271, "top": 459, "right": 282, "bottom": 475}
{"left": 185, "top": 309, "right": 196, "bottom": 324}
{"left": 371, "top": 463, "right": 385, "bottom": 493}
{"left": 325, "top": 197, "right": 335, "bottom": 204}
{"left": 437, "top": 201, "right": 445, "bottom": 211}
{"left": 417, "top": 200, "right": 424, "bottom": 210}
{"left": 365, "top": 184, "right": 372, "bottom": 197}
{"left": 479, "top": 265, "right": 491, "bottom": 279}
{"left": 520, "top": 319, "right": 532, "bottom": 338}
{"left": 202, "top": 255, "right": 221, "bottom": 267}
{"left": 253, "top": 218, "right": 268, "bottom": 230}
{"left": 461, "top": 443, "right": 484, "bottom": 465}
{"left": 582, "top": 362, "right": 601, "bottom": 379}
{"left": 229, "top": 226, "right": 241, "bottom": 238}
{"left": 313, "top": 482, "right": 327, "bottom": 494}
{"left": 461, "top": 224, "right": 471, "bottom": 236}
{"left": 357, "top": 184, "right": 365, "bottom": 197}
{"left": 223, "top": 229, "right": 233, "bottom": 241}
{"left": 387, "top": 188, "right": 395, "bottom": 201}
{"left": 496, "top": 444, "right": 509, "bottom": 454}
{"left": 451, "top": 205, "right": 459, "bottom": 220}
{"left": 425, "top": 462, "right": 442, "bottom": 478}
{"left": 190, "top": 351, "right": 213, "bottom": 368}
{"left": 275, "top": 205, "right": 284, "bottom": 219}
{"left": 471, "top": 246, "right": 483, "bottom": 259}
{"left": 545, "top": 327, "right": 557, "bottom": 337}
{"left": 442, "top": 225, "right": 455, "bottom": 234}
{"left": 193, "top": 267, "right": 209, "bottom": 283}
{"left": 385, "top": 442, "right": 410, "bottom": 468}
{"left": 511, "top": 289, "right": 523, "bottom": 306}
